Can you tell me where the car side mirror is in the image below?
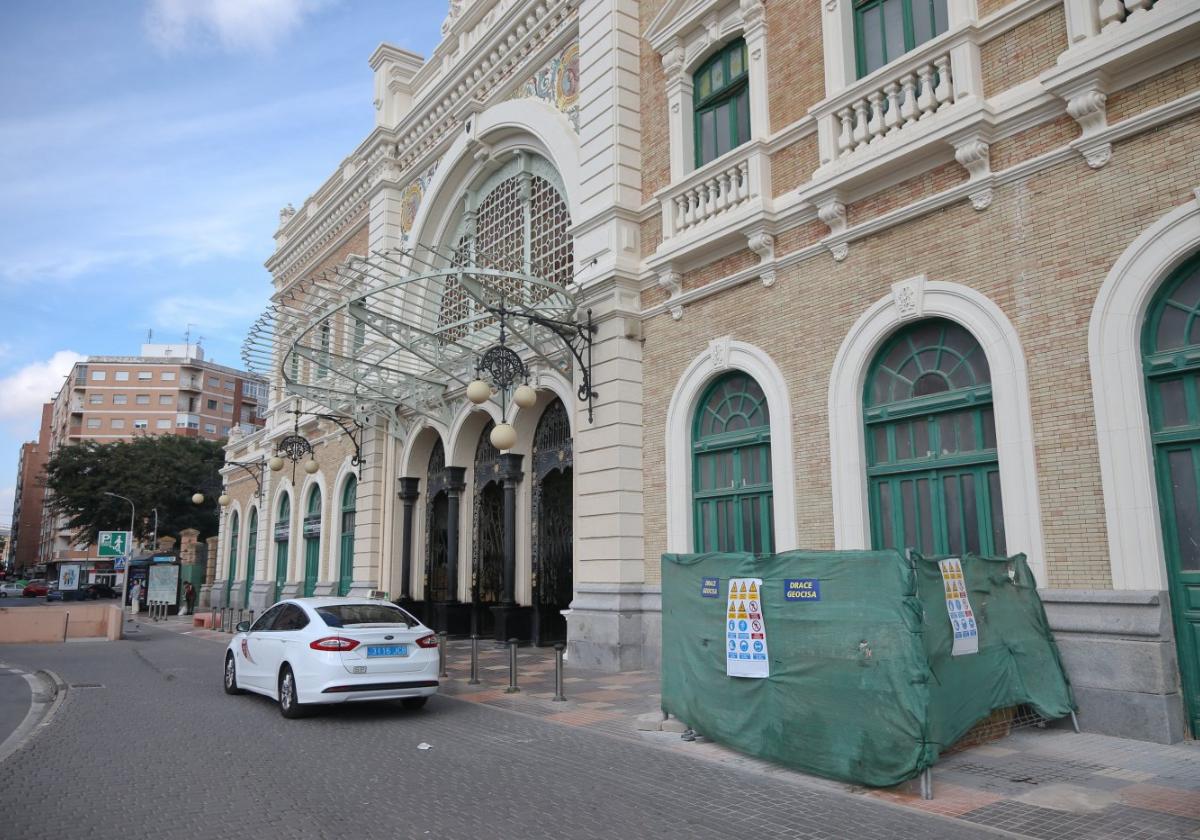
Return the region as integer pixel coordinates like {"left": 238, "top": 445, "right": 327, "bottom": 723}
{"left": 236, "top": 621, "right": 251, "bottom": 633}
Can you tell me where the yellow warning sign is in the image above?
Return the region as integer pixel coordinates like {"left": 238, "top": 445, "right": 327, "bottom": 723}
{"left": 749, "top": 582, "right": 758, "bottom": 595}
{"left": 740, "top": 582, "right": 748, "bottom": 594}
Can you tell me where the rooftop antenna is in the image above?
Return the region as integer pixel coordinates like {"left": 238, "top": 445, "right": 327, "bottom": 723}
{"left": 185, "top": 323, "right": 197, "bottom": 345}
{"left": 146, "top": 328, "right": 153, "bottom": 343}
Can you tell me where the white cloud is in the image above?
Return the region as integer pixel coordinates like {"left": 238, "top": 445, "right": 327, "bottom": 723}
{"left": 0, "top": 351, "right": 84, "bottom": 430}
{"left": 145, "top": 0, "right": 333, "bottom": 53}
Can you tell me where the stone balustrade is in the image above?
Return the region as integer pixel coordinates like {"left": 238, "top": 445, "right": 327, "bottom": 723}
{"left": 834, "top": 49, "right": 956, "bottom": 160}
{"left": 1098, "top": 0, "right": 1157, "bottom": 32}
{"left": 662, "top": 143, "right": 766, "bottom": 237}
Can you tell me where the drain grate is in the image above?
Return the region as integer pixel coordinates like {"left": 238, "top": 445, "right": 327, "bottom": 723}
{"left": 69, "top": 683, "right": 103, "bottom": 689}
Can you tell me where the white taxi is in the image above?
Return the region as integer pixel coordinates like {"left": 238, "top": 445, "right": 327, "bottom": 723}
{"left": 223, "top": 597, "right": 439, "bottom": 718}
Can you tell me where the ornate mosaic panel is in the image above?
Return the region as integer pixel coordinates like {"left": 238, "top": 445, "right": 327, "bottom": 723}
{"left": 399, "top": 160, "right": 440, "bottom": 242}
{"left": 510, "top": 40, "right": 580, "bottom": 132}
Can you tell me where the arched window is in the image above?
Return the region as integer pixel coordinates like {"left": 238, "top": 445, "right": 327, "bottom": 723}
{"left": 865, "top": 318, "right": 1004, "bottom": 556}
{"left": 1142, "top": 251, "right": 1200, "bottom": 731}
{"left": 693, "top": 39, "right": 749, "bottom": 167}
{"left": 225, "top": 510, "right": 239, "bottom": 602}
{"left": 244, "top": 508, "right": 258, "bottom": 609}
{"left": 303, "top": 486, "right": 322, "bottom": 598}
{"left": 274, "top": 494, "right": 290, "bottom": 603}
{"left": 692, "top": 372, "right": 773, "bottom": 553}
{"left": 338, "top": 476, "right": 357, "bottom": 597}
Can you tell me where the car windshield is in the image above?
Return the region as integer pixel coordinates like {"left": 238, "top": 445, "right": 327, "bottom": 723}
{"left": 316, "top": 604, "right": 416, "bottom": 628}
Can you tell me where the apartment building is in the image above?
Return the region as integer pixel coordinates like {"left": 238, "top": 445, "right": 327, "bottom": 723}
{"left": 9, "top": 403, "right": 52, "bottom": 576}
{"left": 38, "top": 343, "right": 268, "bottom": 579}
{"left": 215, "top": 0, "right": 1199, "bottom": 744}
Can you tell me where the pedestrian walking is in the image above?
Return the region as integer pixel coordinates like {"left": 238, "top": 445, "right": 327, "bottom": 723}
{"left": 183, "top": 581, "right": 196, "bottom": 616}
{"left": 129, "top": 579, "right": 142, "bottom": 617}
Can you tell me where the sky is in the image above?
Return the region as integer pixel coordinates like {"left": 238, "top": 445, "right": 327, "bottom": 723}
{"left": 0, "top": 0, "right": 447, "bottom": 525}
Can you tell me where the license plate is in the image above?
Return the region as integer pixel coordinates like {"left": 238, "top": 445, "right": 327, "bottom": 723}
{"left": 366, "top": 644, "right": 408, "bottom": 657}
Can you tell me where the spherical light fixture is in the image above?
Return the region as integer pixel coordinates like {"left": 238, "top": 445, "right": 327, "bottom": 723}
{"left": 268, "top": 456, "right": 284, "bottom": 472}
{"left": 191, "top": 493, "right": 205, "bottom": 506}
{"left": 513, "top": 383, "right": 537, "bottom": 409}
{"left": 490, "top": 422, "right": 517, "bottom": 451}
{"left": 217, "top": 494, "right": 231, "bottom": 507}
{"left": 304, "top": 458, "right": 320, "bottom": 475}
{"left": 466, "top": 378, "right": 491, "bottom": 405}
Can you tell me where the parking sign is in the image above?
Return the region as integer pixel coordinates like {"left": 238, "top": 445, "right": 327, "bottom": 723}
{"left": 98, "top": 531, "right": 131, "bottom": 558}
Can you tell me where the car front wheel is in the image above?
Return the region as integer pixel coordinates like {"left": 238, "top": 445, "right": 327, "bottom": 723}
{"left": 224, "top": 654, "right": 244, "bottom": 695}
{"left": 278, "top": 666, "right": 308, "bottom": 719}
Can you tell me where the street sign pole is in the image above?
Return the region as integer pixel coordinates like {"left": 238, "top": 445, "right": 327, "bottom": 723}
{"left": 102, "top": 493, "right": 136, "bottom": 617}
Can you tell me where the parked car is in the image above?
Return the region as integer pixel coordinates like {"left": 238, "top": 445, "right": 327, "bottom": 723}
{"left": 45, "top": 585, "right": 63, "bottom": 602}
{"left": 0, "top": 582, "right": 25, "bottom": 597}
{"left": 224, "top": 598, "right": 439, "bottom": 718}
{"left": 22, "top": 581, "right": 50, "bottom": 597}
{"left": 81, "top": 583, "right": 120, "bottom": 599}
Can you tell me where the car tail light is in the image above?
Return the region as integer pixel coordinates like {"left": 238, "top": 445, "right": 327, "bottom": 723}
{"left": 309, "top": 636, "right": 360, "bottom": 651}
{"left": 415, "top": 633, "right": 438, "bottom": 649}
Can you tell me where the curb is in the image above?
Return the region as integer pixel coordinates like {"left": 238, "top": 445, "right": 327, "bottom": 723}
{"left": 0, "top": 668, "right": 67, "bottom": 765}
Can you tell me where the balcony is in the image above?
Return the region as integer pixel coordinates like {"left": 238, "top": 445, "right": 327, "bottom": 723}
{"left": 657, "top": 140, "right": 771, "bottom": 242}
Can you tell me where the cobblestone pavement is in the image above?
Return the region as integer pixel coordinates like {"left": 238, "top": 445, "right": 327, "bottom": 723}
{"left": 0, "top": 622, "right": 1005, "bottom": 840}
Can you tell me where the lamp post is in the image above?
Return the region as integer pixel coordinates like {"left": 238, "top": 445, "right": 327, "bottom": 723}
{"left": 104, "top": 491, "right": 135, "bottom": 611}
{"left": 151, "top": 508, "right": 159, "bottom": 552}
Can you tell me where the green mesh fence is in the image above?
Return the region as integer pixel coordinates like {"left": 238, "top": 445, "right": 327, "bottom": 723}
{"left": 660, "top": 550, "right": 1075, "bottom": 788}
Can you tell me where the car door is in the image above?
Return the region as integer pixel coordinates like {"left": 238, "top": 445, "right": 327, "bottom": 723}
{"left": 264, "top": 604, "right": 310, "bottom": 697}
{"left": 239, "top": 604, "right": 285, "bottom": 690}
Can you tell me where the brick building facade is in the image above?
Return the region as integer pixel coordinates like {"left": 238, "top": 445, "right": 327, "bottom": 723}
{"left": 215, "top": 0, "right": 1200, "bottom": 743}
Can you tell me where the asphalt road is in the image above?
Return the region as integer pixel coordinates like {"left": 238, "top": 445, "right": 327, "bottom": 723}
{"left": 0, "top": 625, "right": 1007, "bottom": 840}
{"left": 0, "top": 669, "right": 31, "bottom": 747}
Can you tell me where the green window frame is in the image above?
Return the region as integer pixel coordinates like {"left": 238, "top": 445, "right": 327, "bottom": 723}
{"left": 1142, "top": 250, "right": 1200, "bottom": 734}
{"left": 693, "top": 39, "right": 750, "bottom": 168}
{"left": 243, "top": 508, "right": 258, "bottom": 609}
{"left": 225, "top": 510, "right": 239, "bottom": 602}
{"left": 338, "top": 476, "right": 357, "bottom": 597}
{"left": 692, "top": 371, "right": 774, "bottom": 554}
{"left": 303, "top": 486, "right": 322, "bottom": 598}
{"left": 854, "top": 0, "right": 949, "bottom": 78}
{"left": 274, "top": 494, "right": 290, "bottom": 603}
{"left": 864, "top": 318, "right": 1006, "bottom": 556}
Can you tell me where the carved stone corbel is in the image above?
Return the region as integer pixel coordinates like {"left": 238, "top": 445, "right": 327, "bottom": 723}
{"left": 953, "top": 134, "right": 993, "bottom": 211}
{"left": 747, "top": 230, "right": 776, "bottom": 287}
{"left": 816, "top": 194, "right": 849, "bottom": 261}
{"left": 1063, "top": 77, "right": 1112, "bottom": 169}
{"left": 658, "top": 268, "right": 684, "bottom": 320}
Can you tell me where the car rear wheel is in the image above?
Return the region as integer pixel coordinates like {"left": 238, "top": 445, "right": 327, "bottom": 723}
{"left": 223, "top": 654, "right": 245, "bottom": 695}
{"left": 401, "top": 697, "right": 428, "bottom": 711}
{"left": 278, "top": 666, "right": 308, "bottom": 719}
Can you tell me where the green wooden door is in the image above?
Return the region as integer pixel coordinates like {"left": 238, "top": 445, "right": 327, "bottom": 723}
{"left": 692, "top": 373, "right": 774, "bottom": 554}
{"left": 1144, "top": 253, "right": 1200, "bottom": 735}
{"left": 225, "top": 511, "right": 239, "bottom": 604}
{"left": 338, "top": 477, "right": 356, "bottom": 597}
{"left": 274, "top": 495, "right": 290, "bottom": 603}
{"left": 865, "top": 319, "right": 1004, "bottom": 557}
{"left": 243, "top": 509, "right": 257, "bottom": 609}
{"left": 303, "top": 486, "right": 321, "bottom": 598}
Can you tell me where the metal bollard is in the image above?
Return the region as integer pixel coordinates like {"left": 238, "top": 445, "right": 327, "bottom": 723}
{"left": 553, "top": 643, "right": 566, "bottom": 702}
{"left": 468, "top": 634, "right": 480, "bottom": 685}
{"left": 505, "top": 638, "right": 520, "bottom": 694}
{"left": 248, "top": 610, "right": 255, "bottom": 628}
{"left": 437, "top": 631, "right": 448, "bottom": 678}
{"left": 238, "top": 608, "right": 245, "bottom": 627}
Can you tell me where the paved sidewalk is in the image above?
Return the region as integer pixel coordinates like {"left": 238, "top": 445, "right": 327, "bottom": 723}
{"left": 168, "top": 618, "right": 1200, "bottom": 839}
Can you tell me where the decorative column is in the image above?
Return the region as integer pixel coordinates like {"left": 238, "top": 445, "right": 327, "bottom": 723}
{"left": 396, "top": 477, "right": 420, "bottom": 603}
{"left": 443, "top": 467, "right": 467, "bottom": 603}
{"left": 491, "top": 453, "right": 531, "bottom": 641}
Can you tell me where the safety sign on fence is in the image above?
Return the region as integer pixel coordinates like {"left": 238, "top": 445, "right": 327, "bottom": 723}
{"left": 725, "top": 578, "right": 770, "bottom": 678}
{"left": 938, "top": 558, "right": 979, "bottom": 656}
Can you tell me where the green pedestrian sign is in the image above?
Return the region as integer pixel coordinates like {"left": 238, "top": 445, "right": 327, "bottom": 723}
{"left": 98, "top": 531, "right": 131, "bottom": 558}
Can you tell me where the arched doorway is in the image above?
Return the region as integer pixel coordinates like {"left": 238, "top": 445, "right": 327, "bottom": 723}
{"left": 472, "top": 420, "right": 505, "bottom": 637}
{"left": 302, "top": 486, "right": 321, "bottom": 597}
{"left": 864, "top": 318, "right": 1004, "bottom": 556}
{"left": 338, "top": 476, "right": 356, "bottom": 596}
{"left": 532, "top": 399, "right": 573, "bottom": 645}
{"left": 1143, "top": 251, "right": 1200, "bottom": 735}
{"left": 244, "top": 508, "right": 258, "bottom": 609}
{"left": 225, "top": 510, "right": 239, "bottom": 605}
{"left": 273, "top": 494, "right": 289, "bottom": 603}
{"left": 425, "top": 440, "right": 450, "bottom": 604}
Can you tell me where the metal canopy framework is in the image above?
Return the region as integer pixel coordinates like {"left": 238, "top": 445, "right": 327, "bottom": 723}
{"left": 242, "top": 243, "right": 583, "bottom": 428}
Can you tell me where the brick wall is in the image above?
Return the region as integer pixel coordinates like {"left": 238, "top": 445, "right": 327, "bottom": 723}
{"left": 1108, "top": 57, "right": 1200, "bottom": 123}
{"left": 765, "top": 0, "right": 825, "bottom": 132}
{"left": 640, "top": 0, "right": 670, "bottom": 203}
{"left": 981, "top": 6, "right": 1068, "bottom": 98}
{"left": 640, "top": 113, "right": 1200, "bottom": 588}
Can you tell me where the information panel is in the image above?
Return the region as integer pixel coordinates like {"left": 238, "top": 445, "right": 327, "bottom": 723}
{"left": 725, "top": 578, "right": 769, "bottom": 678}
{"left": 147, "top": 564, "right": 179, "bottom": 606}
{"left": 938, "top": 558, "right": 979, "bottom": 656}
